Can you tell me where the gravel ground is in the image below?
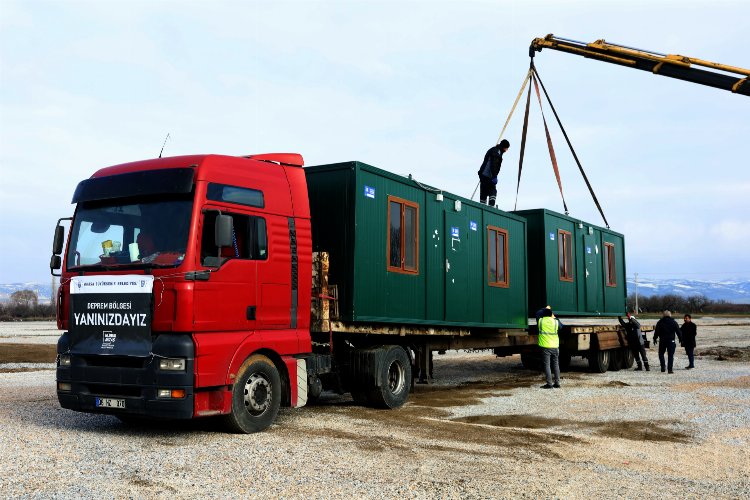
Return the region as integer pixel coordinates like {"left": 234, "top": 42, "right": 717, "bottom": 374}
{"left": 1, "top": 319, "right": 749, "bottom": 498}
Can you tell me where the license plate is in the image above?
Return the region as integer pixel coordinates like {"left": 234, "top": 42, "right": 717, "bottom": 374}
{"left": 96, "top": 397, "right": 125, "bottom": 409}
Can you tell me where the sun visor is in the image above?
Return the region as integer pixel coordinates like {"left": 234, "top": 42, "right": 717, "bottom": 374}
{"left": 72, "top": 168, "right": 195, "bottom": 203}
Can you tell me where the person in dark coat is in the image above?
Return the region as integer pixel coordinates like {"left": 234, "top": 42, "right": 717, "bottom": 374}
{"left": 653, "top": 310, "right": 683, "bottom": 374}
{"left": 619, "top": 311, "right": 649, "bottom": 371}
{"left": 681, "top": 314, "right": 697, "bottom": 369}
{"left": 478, "top": 139, "right": 510, "bottom": 207}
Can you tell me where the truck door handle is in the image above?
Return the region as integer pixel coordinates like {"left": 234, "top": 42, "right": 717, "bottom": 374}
{"left": 246, "top": 306, "right": 256, "bottom": 320}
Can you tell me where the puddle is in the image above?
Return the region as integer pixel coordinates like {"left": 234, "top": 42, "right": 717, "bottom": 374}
{"left": 0, "top": 343, "right": 57, "bottom": 364}
{"left": 696, "top": 346, "right": 750, "bottom": 362}
{"left": 452, "top": 414, "right": 691, "bottom": 444}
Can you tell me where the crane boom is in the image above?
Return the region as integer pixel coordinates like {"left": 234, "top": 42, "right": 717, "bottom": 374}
{"left": 530, "top": 34, "right": 750, "bottom": 96}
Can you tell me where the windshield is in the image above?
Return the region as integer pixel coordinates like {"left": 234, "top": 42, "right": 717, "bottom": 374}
{"left": 67, "top": 196, "right": 193, "bottom": 270}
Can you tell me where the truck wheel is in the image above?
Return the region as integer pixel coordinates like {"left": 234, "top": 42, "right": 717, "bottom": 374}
{"left": 608, "top": 349, "right": 623, "bottom": 371}
{"left": 223, "top": 354, "right": 281, "bottom": 433}
{"left": 588, "top": 350, "right": 610, "bottom": 373}
{"left": 368, "top": 346, "right": 411, "bottom": 409}
{"left": 622, "top": 348, "right": 635, "bottom": 369}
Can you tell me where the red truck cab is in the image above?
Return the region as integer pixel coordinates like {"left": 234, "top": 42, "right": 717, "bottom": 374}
{"left": 52, "top": 153, "right": 313, "bottom": 432}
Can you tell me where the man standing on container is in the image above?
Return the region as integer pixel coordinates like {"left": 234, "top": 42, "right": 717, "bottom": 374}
{"left": 681, "top": 314, "right": 697, "bottom": 369}
{"left": 538, "top": 307, "right": 562, "bottom": 389}
{"left": 478, "top": 139, "right": 510, "bottom": 207}
{"left": 619, "top": 311, "right": 649, "bottom": 371}
{"left": 653, "top": 310, "right": 683, "bottom": 374}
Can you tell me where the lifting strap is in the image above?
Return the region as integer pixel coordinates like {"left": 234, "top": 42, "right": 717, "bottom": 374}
{"left": 513, "top": 75, "right": 533, "bottom": 210}
{"left": 472, "top": 70, "right": 533, "bottom": 201}
{"left": 532, "top": 66, "right": 610, "bottom": 228}
{"left": 497, "top": 68, "right": 534, "bottom": 144}
{"left": 531, "top": 72, "right": 568, "bottom": 215}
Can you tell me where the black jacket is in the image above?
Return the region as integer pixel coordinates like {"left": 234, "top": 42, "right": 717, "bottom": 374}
{"left": 619, "top": 316, "right": 643, "bottom": 346}
{"left": 478, "top": 145, "right": 505, "bottom": 181}
{"left": 654, "top": 316, "right": 683, "bottom": 344}
{"left": 681, "top": 322, "right": 697, "bottom": 349}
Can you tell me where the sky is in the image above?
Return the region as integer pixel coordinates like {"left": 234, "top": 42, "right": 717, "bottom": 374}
{"left": 1, "top": 0, "right": 749, "bottom": 285}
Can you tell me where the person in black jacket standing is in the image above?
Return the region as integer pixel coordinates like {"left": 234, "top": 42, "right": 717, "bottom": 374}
{"left": 619, "top": 311, "right": 649, "bottom": 371}
{"left": 653, "top": 310, "right": 683, "bottom": 373}
{"left": 681, "top": 314, "right": 697, "bottom": 369}
{"left": 478, "top": 139, "right": 510, "bottom": 207}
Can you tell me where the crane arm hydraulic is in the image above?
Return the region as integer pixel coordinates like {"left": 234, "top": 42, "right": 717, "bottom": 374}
{"left": 530, "top": 34, "right": 750, "bottom": 96}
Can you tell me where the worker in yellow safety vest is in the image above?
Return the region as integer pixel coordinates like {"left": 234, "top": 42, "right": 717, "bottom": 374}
{"left": 537, "top": 307, "right": 562, "bottom": 389}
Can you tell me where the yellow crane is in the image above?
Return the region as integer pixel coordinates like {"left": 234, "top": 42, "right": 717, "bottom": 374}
{"left": 530, "top": 34, "right": 749, "bottom": 96}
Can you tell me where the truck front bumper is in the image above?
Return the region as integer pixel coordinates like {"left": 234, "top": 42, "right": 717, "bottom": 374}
{"left": 56, "top": 332, "right": 195, "bottom": 420}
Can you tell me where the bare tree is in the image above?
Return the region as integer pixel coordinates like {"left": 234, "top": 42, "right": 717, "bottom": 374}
{"left": 10, "top": 290, "right": 38, "bottom": 308}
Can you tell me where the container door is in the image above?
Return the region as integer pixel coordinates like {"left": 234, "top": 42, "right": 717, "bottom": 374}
{"left": 445, "top": 212, "right": 468, "bottom": 322}
{"left": 583, "top": 232, "right": 602, "bottom": 312}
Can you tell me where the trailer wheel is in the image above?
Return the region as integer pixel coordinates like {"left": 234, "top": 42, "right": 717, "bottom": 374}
{"left": 588, "top": 349, "right": 610, "bottom": 373}
{"left": 223, "top": 354, "right": 281, "bottom": 433}
{"left": 622, "top": 348, "right": 635, "bottom": 369}
{"left": 368, "top": 346, "right": 411, "bottom": 409}
{"left": 608, "top": 349, "right": 623, "bottom": 371}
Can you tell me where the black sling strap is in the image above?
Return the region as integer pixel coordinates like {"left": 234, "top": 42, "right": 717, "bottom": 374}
{"left": 532, "top": 72, "right": 569, "bottom": 215}
{"left": 532, "top": 66, "right": 610, "bottom": 228}
{"left": 514, "top": 76, "right": 533, "bottom": 211}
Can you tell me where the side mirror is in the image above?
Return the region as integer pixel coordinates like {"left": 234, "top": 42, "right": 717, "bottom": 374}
{"left": 50, "top": 255, "right": 61, "bottom": 271}
{"left": 50, "top": 217, "right": 72, "bottom": 277}
{"left": 52, "top": 225, "right": 65, "bottom": 255}
{"left": 215, "top": 214, "right": 234, "bottom": 248}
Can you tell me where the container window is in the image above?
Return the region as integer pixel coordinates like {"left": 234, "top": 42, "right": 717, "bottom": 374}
{"left": 487, "top": 226, "right": 509, "bottom": 287}
{"left": 558, "top": 230, "right": 574, "bottom": 282}
{"left": 201, "top": 211, "right": 268, "bottom": 266}
{"left": 605, "top": 242, "right": 617, "bottom": 287}
{"left": 387, "top": 196, "right": 419, "bottom": 274}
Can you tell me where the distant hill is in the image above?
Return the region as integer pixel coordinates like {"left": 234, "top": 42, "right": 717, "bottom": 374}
{"left": 626, "top": 277, "right": 750, "bottom": 303}
{"left": 2, "top": 278, "right": 749, "bottom": 304}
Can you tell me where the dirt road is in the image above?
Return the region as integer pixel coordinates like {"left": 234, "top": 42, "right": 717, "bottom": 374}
{"left": 1, "top": 320, "right": 748, "bottom": 498}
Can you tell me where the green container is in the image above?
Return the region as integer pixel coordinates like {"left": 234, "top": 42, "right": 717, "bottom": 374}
{"left": 512, "top": 209, "right": 626, "bottom": 316}
{"left": 305, "top": 161, "right": 528, "bottom": 329}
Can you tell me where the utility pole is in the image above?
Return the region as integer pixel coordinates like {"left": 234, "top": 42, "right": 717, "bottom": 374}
{"left": 634, "top": 272, "right": 639, "bottom": 313}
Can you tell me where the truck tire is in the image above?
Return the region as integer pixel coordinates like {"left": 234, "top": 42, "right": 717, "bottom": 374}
{"left": 223, "top": 354, "right": 281, "bottom": 433}
{"left": 368, "top": 346, "right": 411, "bottom": 409}
{"left": 588, "top": 349, "right": 610, "bottom": 373}
{"left": 622, "top": 348, "right": 635, "bottom": 369}
{"left": 608, "top": 349, "right": 623, "bottom": 371}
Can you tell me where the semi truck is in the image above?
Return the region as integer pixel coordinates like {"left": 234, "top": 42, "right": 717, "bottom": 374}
{"left": 51, "top": 153, "right": 633, "bottom": 433}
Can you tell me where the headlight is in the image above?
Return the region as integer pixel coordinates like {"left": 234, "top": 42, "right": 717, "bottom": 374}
{"left": 158, "top": 358, "right": 186, "bottom": 371}
{"left": 58, "top": 355, "right": 71, "bottom": 366}
{"left": 57, "top": 382, "right": 72, "bottom": 391}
